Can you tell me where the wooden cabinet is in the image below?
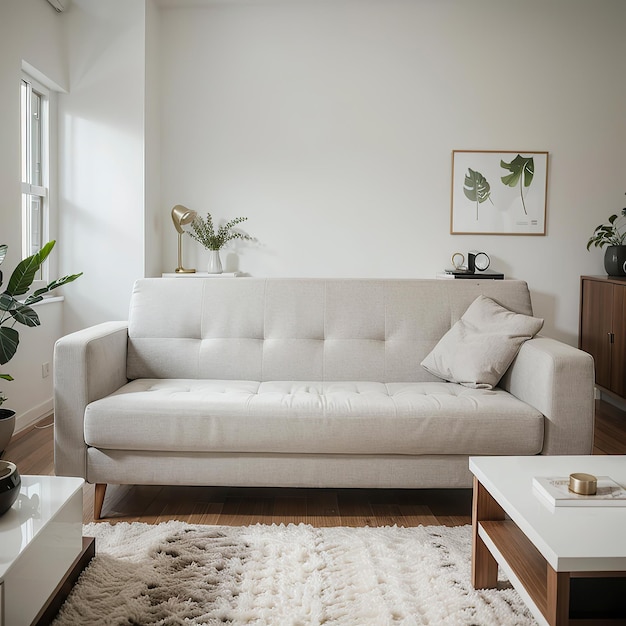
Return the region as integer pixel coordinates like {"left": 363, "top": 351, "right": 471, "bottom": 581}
{"left": 579, "top": 275, "right": 626, "bottom": 398}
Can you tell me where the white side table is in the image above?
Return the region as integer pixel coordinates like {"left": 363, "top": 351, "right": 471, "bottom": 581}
{"left": 0, "top": 475, "right": 93, "bottom": 626}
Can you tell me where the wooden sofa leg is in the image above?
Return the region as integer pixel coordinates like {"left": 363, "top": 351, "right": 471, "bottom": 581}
{"left": 94, "top": 483, "right": 107, "bottom": 520}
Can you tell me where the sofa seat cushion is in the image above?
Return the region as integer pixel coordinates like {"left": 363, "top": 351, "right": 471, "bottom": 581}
{"left": 84, "top": 380, "right": 543, "bottom": 456}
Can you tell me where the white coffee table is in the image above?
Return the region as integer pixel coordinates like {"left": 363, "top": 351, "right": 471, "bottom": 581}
{"left": 0, "top": 475, "right": 94, "bottom": 626}
{"left": 470, "top": 455, "right": 626, "bottom": 626}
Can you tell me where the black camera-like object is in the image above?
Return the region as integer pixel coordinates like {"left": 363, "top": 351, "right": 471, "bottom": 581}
{"left": 467, "top": 250, "right": 490, "bottom": 273}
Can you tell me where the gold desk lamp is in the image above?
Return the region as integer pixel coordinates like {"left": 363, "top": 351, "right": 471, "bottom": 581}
{"left": 171, "top": 205, "right": 197, "bottom": 273}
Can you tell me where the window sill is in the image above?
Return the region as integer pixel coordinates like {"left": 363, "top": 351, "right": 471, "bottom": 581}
{"left": 21, "top": 295, "right": 64, "bottom": 306}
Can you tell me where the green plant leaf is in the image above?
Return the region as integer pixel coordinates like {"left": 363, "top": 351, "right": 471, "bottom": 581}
{"left": 0, "top": 293, "right": 17, "bottom": 313}
{"left": 188, "top": 213, "right": 251, "bottom": 250}
{"left": 0, "top": 327, "right": 19, "bottom": 366}
{"left": 9, "top": 303, "right": 40, "bottom": 327}
{"left": 500, "top": 155, "right": 534, "bottom": 215}
{"left": 463, "top": 168, "right": 492, "bottom": 220}
{"left": 0, "top": 374, "right": 13, "bottom": 381}
{"left": 0, "top": 241, "right": 81, "bottom": 374}
{"left": 587, "top": 212, "right": 626, "bottom": 249}
{"left": 500, "top": 155, "right": 534, "bottom": 188}
{"left": 5, "top": 240, "right": 56, "bottom": 297}
{"left": 24, "top": 272, "right": 84, "bottom": 305}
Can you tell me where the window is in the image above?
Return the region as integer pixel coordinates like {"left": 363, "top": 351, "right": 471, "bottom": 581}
{"left": 20, "top": 75, "right": 49, "bottom": 263}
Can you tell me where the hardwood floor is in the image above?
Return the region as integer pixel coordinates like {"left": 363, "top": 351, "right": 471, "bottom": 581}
{"left": 3, "top": 399, "right": 625, "bottom": 527}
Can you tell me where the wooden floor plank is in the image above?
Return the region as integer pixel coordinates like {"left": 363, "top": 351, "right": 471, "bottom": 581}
{"left": 306, "top": 490, "right": 341, "bottom": 527}
{"left": 271, "top": 496, "right": 307, "bottom": 526}
{"left": 192, "top": 501, "right": 225, "bottom": 526}
{"left": 216, "top": 497, "right": 246, "bottom": 526}
{"left": 336, "top": 491, "right": 376, "bottom": 527}
{"left": 225, "top": 495, "right": 274, "bottom": 527}
{"left": 369, "top": 502, "right": 412, "bottom": 527}
{"left": 396, "top": 503, "right": 440, "bottom": 527}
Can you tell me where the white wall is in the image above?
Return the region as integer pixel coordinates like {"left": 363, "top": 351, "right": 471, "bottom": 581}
{"left": 159, "top": 0, "right": 626, "bottom": 344}
{"left": 0, "top": 0, "right": 69, "bottom": 430}
{"left": 58, "top": 0, "right": 147, "bottom": 332}
{"left": 144, "top": 0, "right": 163, "bottom": 279}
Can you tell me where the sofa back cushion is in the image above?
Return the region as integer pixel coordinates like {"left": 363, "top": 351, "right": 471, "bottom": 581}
{"left": 126, "top": 278, "right": 534, "bottom": 383}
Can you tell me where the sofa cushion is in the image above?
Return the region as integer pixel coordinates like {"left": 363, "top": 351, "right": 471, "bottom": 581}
{"left": 420, "top": 295, "right": 544, "bottom": 389}
{"left": 84, "top": 379, "right": 544, "bottom": 456}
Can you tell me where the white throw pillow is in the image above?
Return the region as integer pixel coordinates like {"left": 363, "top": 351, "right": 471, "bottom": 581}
{"left": 420, "top": 295, "right": 544, "bottom": 389}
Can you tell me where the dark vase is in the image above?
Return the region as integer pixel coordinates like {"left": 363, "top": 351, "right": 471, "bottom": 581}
{"left": 603, "top": 246, "right": 626, "bottom": 277}
{"left": 0, "top": 460, "right": 21, "bottom": 516}
{"left": 0, "top": 408, "right": 16, "bottom": 456}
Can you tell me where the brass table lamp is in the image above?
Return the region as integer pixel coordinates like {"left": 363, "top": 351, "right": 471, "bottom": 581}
{"left": 171, "top": 205, "right": 197, "bottom": 273}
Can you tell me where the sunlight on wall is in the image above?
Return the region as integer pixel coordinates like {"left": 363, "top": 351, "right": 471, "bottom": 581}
{"left": 59, "top": 110, "right": 144, "bottom": 328}
{"left": 58, "top": 0, "right": 146, "bottom": 332}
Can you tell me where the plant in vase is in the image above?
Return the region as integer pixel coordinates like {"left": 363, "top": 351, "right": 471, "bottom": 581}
{"left": 0, "top": 241, "right": 82, "bottom": 455}
{"left": 587, "top": 200, "right": 626, "bottom": 277}
{"left": 187, "top": 213, "right": 252, "bottom": 274}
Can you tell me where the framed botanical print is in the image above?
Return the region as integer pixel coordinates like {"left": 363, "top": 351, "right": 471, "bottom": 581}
{"left": 451, "top": 150, "right": 548, "bottom": 235}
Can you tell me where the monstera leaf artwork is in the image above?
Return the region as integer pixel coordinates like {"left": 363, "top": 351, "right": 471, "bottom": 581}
{"left": 500, "top": 155, "right": 534, "bottom": 215}
{"left": 463, "top": 168, "right": 492, "bottom": 220}
{"left": 451, "top": 150, "right": 547, "bottom": 235}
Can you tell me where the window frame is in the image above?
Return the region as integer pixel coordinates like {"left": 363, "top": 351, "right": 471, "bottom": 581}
{"left": 20, "top": 73, "right": 50, "bottom": 273}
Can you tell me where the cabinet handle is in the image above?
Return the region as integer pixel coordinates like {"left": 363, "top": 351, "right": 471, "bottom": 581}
{"left": 609, "top": 332, "right": 615, "bottom": 344}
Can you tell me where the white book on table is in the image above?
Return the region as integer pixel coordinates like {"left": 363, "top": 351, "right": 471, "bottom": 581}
{"left": 532, "top": 475, "right": 626, "bottom": 507}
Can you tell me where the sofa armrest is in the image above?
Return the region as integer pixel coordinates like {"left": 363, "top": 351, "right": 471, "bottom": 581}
{"left": 499, "top": 336, "right": 595, "bottom": 455}
{"left": 53, "top": 321, "right": 129, "bottom": 479}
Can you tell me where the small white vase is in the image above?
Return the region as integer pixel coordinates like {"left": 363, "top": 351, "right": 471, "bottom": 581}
{"left": 207, "top": 250, "right": 223, "bottom": 274}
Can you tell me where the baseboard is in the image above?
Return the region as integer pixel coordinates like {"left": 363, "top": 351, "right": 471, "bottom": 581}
{"left": 599, "top": 390, "right": 626, "bottom": 413}
{"left": 15, "top": 399, "right": 54, "bottom": 433}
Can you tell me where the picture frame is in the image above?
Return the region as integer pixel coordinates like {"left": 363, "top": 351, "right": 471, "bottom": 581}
{"left": 450, "top": 150, "right": 548, "bottom": 235}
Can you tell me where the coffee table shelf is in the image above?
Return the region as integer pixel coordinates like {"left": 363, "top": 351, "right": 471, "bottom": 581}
{"left": 479, "top": 520, "right": 549, "bottom": 618}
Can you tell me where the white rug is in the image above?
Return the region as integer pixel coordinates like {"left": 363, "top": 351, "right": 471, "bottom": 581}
{"left": 53, "top": 521, "right": 537, "bottom": 625}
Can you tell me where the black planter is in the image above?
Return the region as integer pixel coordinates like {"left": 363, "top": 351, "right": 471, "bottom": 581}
{"left": 603, "top": 246, "right": 626, "bottom": 277}
{"left": 0, "top": 408, "right": 16, "bottom": 456}
{"left": 0, "top": 460, "right": 20, "bottom": 516}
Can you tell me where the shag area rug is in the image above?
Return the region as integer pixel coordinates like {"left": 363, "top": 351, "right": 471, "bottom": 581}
{"left": 53, "top": 521, "right": 537, "bottom": 625}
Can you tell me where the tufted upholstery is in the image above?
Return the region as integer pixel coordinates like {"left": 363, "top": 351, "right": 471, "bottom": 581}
{"left": 84, "top": 379, "right": 543, "bottom": 455}
{"left": 126, "top": 278, "right": 534, "bottom": 382}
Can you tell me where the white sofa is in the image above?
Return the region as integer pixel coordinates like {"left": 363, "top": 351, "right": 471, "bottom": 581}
{"left": 54, "top": 278, "right": 595, "bottom": 519}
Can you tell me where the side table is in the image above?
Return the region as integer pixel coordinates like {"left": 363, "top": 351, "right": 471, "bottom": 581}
{"left": 161, "top": 272, "right": 241, "bottom": 278}
{"left": 0, "top": 475, "right": 94, "bottom": 626}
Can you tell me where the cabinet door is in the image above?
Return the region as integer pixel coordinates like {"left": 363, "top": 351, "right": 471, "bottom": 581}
{"left": 580, "top": 279, "right": 613, "bottom": 390}
{"left": 611, "top": 284, "right": 626, "bottom": 397}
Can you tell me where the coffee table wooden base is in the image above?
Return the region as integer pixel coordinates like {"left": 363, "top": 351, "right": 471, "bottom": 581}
{"left": 472, "top": 477, "right": 626, "bottom": 626}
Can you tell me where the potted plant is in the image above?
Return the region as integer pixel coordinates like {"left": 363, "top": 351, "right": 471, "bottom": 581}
{"left": 187, "top": 212, "right": 252, "bottom": 274}
{"left": 0, "top": 241, "right": 82, "bottom": 455}
{"left": 587, "top": 203, "right": 626, "bottom": 277}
